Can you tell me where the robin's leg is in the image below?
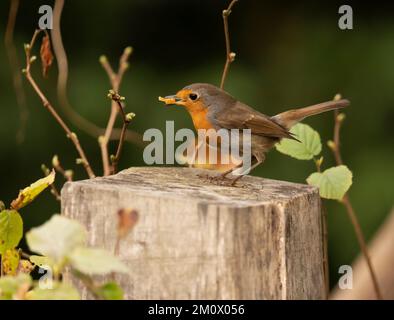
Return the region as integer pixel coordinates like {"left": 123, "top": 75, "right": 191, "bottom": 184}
{"left": 188, "top": 140, "right": 204, "bottom": 168}
{"left": 230, "top": 154, "right": 265, "bottom": 186}
{"left": 197, "top": 161, "right": 243, "bottom": 184}
{"left": 220, "top": 161, "right": 244, "bottom": 178}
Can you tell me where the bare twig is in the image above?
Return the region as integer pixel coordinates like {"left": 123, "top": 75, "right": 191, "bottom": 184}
{"left": 99, "top": 48, "right": 133, "bottom": 176}
{"left": 314, "top": 157, "right": 329, "bottom": 299}
{"left": 5, "top": 0, "right": 29, "bottom": 144}
{"left": 41, "top": 164, "right": 61, "bottom": 201}
{"left": 107, "top": 91, "right": 135, "bottom": 174}
{"left": 321, "top": 201, "right": 329, "bottom": 299}
{"left": 51, "top": 0, "right": 143, "bottom": 147}
{"left": 220, "top": 0, "right": 238, "bottom": 90}
{"left": 52, "top": 155, "right": 73, "bottom": 182}
{"left": 71, "top": 270, "right": 103, "bottom": 299}
{"left": 23, "top": 30, "right": 95, "bottom": 179}
{"left": 329, "top": 95, "right": 383, "bottom": 300}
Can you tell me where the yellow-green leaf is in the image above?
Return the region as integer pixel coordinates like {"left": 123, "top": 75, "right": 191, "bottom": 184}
{"left": 2, "top": 249, "right": 20, "bottom": 276}
{"left": 98, "top": 282, "right": 124, "bottom": 300}
{"left": 68, "top": 247, "right": 128, "bottom": 275}
{"left": 0, "top": 210, "right": 23, "bottom": 254}
{"left": 0, "top": 274, "right": 32, "bottom": 300}
{"left": 307, "top": 165, "right": 353, "bottom": 200}
{"left": 27, "top": 282, "right": 80, "bottom": 300}
{"left": 29, "top": 255, "right": 54, "bottom": 270}
{"left": 26, "top": 214, "right": 86, "bottom": 265}
{"left": 276, "top": 123, "right": 322, "bottom": 160}
{"left": 11, "top": 170, "right": 56, "bottom": 210}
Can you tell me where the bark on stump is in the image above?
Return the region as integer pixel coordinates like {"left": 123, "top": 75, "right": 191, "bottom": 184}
{"left": 61, "top": 167, "right": 324, "bottom": 300}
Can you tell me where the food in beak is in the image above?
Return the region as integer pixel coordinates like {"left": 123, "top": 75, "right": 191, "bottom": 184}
{"left": 158, "top": 95, "right": 182, "bottom": 105}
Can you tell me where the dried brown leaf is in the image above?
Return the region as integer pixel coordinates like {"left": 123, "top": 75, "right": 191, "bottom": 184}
{"left": 40, "top": 34, "right": 54, "bottom": 78}
{"left": 117, "top": 209, "right": 139, "bottom": 239}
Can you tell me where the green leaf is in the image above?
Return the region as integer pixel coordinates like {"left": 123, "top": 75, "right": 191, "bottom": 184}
{"left": 276, "top": 123, "right": 322, "bottom": 160}
{"left": 30, "top": 255, "right": 54, "bottom": 270}
{"left": 0, "top": 274, "right": 32, "bottom": 300}
{"left": 307, "top": 165, "right": 353, "bottom": 200}
{"left": 27, "top": 282, "right": 80, "bottom": 300}
{"left": 11, "top": 170, "right": 56, "bottom": 210}
{"left": 0, "top": 210, "right": 23, "bottom": 254}
{"left": 2, "top": 249, "right": 20, "bottom": 276}
{"left": 68, "top": 247, "right": 128, "bottom": 275}
{"left": 26, "top": 214, "right": 86, "bottom": 265}
{"left": 98, "top": 282, "right": 124, "bottom": 300}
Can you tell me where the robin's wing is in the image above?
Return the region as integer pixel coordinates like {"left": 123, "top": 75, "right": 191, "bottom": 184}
{"left": 210, "top": 101, "right": 296, "bottom": 140}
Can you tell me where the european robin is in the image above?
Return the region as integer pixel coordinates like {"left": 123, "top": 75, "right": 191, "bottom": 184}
{"left": 159, "top": 83, "right": 350, "bottom": 185}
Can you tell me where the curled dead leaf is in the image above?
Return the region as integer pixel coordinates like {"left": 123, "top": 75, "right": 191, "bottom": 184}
{"left": 40, "top": 34, "right": 54, "bottom": 78}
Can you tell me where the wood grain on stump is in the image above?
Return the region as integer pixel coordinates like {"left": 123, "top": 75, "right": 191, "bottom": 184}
{"left": 61, "top": 167, "right": 324, "bottom": 300}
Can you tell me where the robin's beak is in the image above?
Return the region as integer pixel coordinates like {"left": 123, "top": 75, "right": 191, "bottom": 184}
{"left": 158, "top": 95, "right": 184, "bottom": 106}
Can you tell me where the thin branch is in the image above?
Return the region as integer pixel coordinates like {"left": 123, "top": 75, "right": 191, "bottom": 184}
{"left": 333, "top": 109, "right": 344, "bottom": 165}
{"left": 107, "top": 92, "right": 134, "bottom": 174}
{"left": 52, "top": 155, "right": 73, "bottom": 182}
{"left": 20, "top": 251, "right": 31, "bottom": 260}
{"left": 5, "top": 0, "right": 29, "bottom": 144}
{"left": 23, "top": 30, "right": 95, "bottom": 179}
{"left": 330, "top": 96, "right": 383, "bottom": 300}
{"left": 220, "top": 0, "right": 238, "bottom": 90}
{"left": 99, "top": 48, "right": 133, "bottom": 176}
{"left": 51, "top": 0, "right": 143, "bottom": 147}
{"left": 314, "top": 156, "right": 329, "bottom": 299}
{"left": 41, "top": 164, "right": 61, "bottom": 201}
{"left": 321, "top": 200, "right": 329, "bottom": 299}
{"left": 71, "top": 270, "right": 103, "bottom": 299}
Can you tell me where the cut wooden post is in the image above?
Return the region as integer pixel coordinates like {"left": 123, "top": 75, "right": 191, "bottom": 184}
{"left": 61, "top": 167, "right": 324, "bottom": 300}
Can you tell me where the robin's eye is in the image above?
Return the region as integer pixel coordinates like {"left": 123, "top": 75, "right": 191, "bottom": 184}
{"left": 189, "top": 93, "right": 198, "bottom": 101}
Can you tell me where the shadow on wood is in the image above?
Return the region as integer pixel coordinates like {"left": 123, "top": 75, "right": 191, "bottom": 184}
{"left": 61, "top": 167, "right": 324, "bottom": 300}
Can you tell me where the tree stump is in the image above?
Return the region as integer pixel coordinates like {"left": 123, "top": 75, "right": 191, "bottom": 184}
{"left": 61, "top": 167, "right": 324, "bottom": 300}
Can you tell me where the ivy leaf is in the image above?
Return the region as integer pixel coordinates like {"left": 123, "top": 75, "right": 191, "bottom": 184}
{"left": 307, "top": 165, "right": 353, "bottom": 200}
{"left": 2, "top": 249, "right": 20, "bottom": 276}
{"left": 11, "top": 170, "right": 56, "bottom": 210}
{"left": 26, "top": 214, "right": 86, "bottom": 265}
{"left": 0, "top": 210, "right": 23, "bottom": 255}
{"left": 68, "top": 247, "right": 128, "bottom": 275}
{"left": 98, "top": 282, "right": 124, "bottom": 300}
{"left": 0, "top": 274, "right": 32, "bottom": 300}
{"left": 276, "top": 123, "right": 322, "bottom": 160}
{"left": 27, "top": 282, "right": 80, "bottom": 300}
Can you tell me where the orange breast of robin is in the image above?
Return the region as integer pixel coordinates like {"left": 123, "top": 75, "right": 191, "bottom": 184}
{"left": 187, "top": 106, "right": 215, "bottom": 131}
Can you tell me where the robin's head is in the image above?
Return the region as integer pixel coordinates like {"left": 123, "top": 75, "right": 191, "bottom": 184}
{"left": 159, "top": 83, "right": 236, "bottom": 112}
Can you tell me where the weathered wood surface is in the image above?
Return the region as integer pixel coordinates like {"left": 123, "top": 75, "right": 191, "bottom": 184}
{"left": 61, "top": 167, "right": 324, "bottom": 300}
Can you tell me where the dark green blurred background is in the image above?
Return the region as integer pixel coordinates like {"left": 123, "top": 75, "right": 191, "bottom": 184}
{"left": 1, "top": 0, "right": 393, "bottom": 288}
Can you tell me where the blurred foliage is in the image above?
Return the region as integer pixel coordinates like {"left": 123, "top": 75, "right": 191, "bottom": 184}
{"left": 1, "top": 0, "right": 393, "bottom": 288}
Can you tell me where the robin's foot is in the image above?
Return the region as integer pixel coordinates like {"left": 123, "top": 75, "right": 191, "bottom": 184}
{"left": 230, "top": 175, "right": 245, "bottom": 187}
{"left": 197, "top": 173, "right": 231, "bottom": 185}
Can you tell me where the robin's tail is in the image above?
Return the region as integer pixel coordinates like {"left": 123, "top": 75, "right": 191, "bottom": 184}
{"left": 271, "top": 99, "right": 350, "bottom": 130}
